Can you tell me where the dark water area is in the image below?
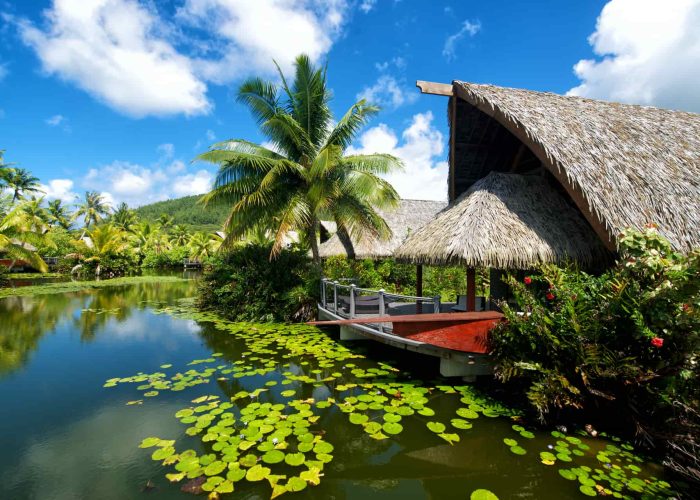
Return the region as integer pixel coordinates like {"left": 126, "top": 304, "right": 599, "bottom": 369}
{"left": 0, "top": 280, "right": 678, "bottom": 499}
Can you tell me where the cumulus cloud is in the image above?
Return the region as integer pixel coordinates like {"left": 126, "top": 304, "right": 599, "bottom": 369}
{"left": 357, "top": 74, "right": 418, "bottom": 109}
{"left": 568, "top": 0, "right": 700, "bottom": 112}
{"left": 18, "top": 0, "right": 211, "bottom": 117}
{"left": 347, "top": 112, "right": 448, "bottom": 201}
{"left": 82, "top": 158, "right": 213, "bottom": 207}
{"left": 443, "top": 19, "right": 481, "bottom": 61}
{"left": 177, "top": 0, "right": 349, "bottom": 81}
{"left": 39, "top": 178, "right": 78, "bottom": 203}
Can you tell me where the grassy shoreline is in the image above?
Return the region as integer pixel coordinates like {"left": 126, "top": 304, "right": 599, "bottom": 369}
{"left": 0, "top": 276, "right": 189, "bottom": 298}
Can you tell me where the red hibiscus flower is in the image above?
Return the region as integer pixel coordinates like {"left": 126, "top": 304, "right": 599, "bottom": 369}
{"left": 546, "top": 292, "right": 555, "bottom": 300}
{"left": 524, "top": 277, "right": 532, "bottom": 285}
{"left": 651, "top": 337, "right": 664, "bottom": 348}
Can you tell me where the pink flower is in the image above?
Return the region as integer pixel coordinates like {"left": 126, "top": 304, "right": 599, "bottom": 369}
{"left": 524, "top": 277, "right": 532, "bottom": 285}
{"left": 651, "top": 337, "right": 664, "bottom": 348}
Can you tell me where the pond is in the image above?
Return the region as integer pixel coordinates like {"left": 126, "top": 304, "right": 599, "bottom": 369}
{"left": 0, "top": 279, "right": 678, "bottom": 499}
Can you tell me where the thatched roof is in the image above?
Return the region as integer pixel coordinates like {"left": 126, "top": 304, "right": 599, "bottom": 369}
{"left": 449, "top": 82, "right": 700, "bottom": 253}
{"left": 394, "top": 172, "right": 611, "bottom": 269}
{"left": 318, "top": 199, "right": 446, "bottom": 259}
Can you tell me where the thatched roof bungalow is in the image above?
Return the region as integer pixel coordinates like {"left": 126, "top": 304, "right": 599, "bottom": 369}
{"left": 395, "top": 81, "right": 700, "bottom": 310}
{"left": 394, "top": 172, "right": 611, "bottom": 269}
{"left": 318, "top": 199, "right": 446, "bottom": 259}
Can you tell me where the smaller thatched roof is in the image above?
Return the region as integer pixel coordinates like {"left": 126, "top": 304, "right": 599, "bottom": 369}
{"left": 318, "top": 199, "right": 446, "bottom": 259}
{"left": 394, "top": 172, "right": 610, "bottom": 269}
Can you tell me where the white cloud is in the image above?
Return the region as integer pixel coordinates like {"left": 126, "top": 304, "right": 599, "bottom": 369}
{"left": 568, "top": 0, "right": 700, "bottom": 112}
{"left": 347, "top": 111, "right": 448, "bottom": 201}
{"left": 206, "top": 129, "right": 216, "bottom": 141}
{"left": 360, "top": 0, "right": 377, "bottom": 13}
{"left": 443, "top": 19, "right": 482, "bottom": 61}
{"left": 45, "top": 114, "right": 65, "bottom": 126}
{"left": 79, "top": 156, "right": 212, "bottom": 207}
{"left": 19, "top": 0, "right": 211, "bottom": 117}
{"left": 39, "top": 178, "right": 78, "bottom": 203}
{"left": 357, "top": 74, "right": 418, "bottom": 109}
{"left": 156, "top": 143, "right": 174, "bottom": 159}
{"left": 177, "top": 0, "right": 350, "bottom": 82}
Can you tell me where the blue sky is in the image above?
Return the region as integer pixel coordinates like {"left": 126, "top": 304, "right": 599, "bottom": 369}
{"left": 0, "top": 0, "right": 698, "bottom": 206}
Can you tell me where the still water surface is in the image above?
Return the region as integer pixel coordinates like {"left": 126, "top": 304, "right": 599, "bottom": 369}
{"left": 0, "top": 280, "right": 674, "bottom": 499}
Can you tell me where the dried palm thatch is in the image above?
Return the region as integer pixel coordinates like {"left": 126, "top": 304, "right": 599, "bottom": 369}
{"left": 451, "top": 82, "right": 700, "bottom": 253}
{"left": 394, "top": 172, "right": 611, "bottom": 269}
{"left": 318, "top": 199, "right": 446, "bottom": 259}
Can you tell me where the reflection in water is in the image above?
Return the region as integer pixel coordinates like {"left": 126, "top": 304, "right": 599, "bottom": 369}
{"left": 0, "top": 281, "right": 196, "bottom": 375}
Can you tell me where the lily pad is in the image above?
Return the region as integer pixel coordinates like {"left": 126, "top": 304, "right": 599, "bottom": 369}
{"left": 246, "top": 464, "right": 271, "bottom": 481}
{"left": 262, "top": 450, "right": 285, "bottom": 464}
{"left": 285, "top": 452, "right": 305, "bottom": 466}
{"left": 470, "top": 489, "right": 499, "bottom": 500}
{"left": 427, "top": 422, "right": 446, "bottom": 433}
{"left": 509, "top": 446, "right": 527, "bottom": 455}
{"left": 382, "top": 422, "right": 403, "bottom": 435}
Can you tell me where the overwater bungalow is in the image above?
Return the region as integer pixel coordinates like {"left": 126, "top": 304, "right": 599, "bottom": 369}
{"left": 315, "top": 80, "right": 700, "bottom": 377}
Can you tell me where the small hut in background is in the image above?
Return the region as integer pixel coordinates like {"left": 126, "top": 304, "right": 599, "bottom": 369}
{"left": 399, "top": 80, "right": 700, "bottom": 309}
{"left": 319, "top": 199, "right": 446, "bottom": 295}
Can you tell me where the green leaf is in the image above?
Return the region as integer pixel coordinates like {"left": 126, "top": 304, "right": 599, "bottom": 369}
{"left": 349, "top": 413, "right": 368, "bottom": 425}
{"left": 246, "top": 464, "right": 271, "bottom": 481}
{"left": 139, "top": 437, "right": 162, "bottom": 448}
{"left": 382, "top": 422, "right": 403, "bottom": 435}
{"left": 503, "top": 438, "right": 518, "bottom": 447}
{"left": 451, "top": 418, "right": 472, "bottom": 430}
{"left": 262, "top": 450, "right": 285, "bottom": 464}
{"left": 285, "top": 452, "right": 305, "bottom": 466}
{"left": 286, "top": 476, "right": 307, "bottom": 492}
{"left": 558, "top": 469, "right": 577, "bottom": 481}
{"left": 427, "top": 422, "right": 446, "bottom": 433}
{"left": 470, "top": 488, "right": 499, "bottom": 500}
{"left": 204, "top": 461, "right": 226, "bottom": 476}
{"left": 509, "top": 446, "right": 527, "bottom": 455}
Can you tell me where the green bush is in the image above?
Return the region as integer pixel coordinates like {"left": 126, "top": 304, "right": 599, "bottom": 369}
{"left": 141, "top": 246, "right": 190, "bottom": 268}
{"left": 488, "top": 227, "right": 699, "bottom": 481}
{"left": 196, "top": 244, "right": 319, "bottom": 322}
{"left": 322, "top": 256, "right": 486, "bottom": 300}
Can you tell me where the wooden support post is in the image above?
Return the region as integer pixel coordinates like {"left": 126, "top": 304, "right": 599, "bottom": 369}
{"left": 349, "top": 284, "right": 356, "bottom": 318}
{"left": 466, "top": 268, "right": 476, "bottom": 312}
{"left": 333, "top": 281, "right": 338, "bottom": 314}
{"left": 378, "top": 289, "right": 385, "bottom": 333}
{"left": 416, "top": 264, "right": 423, "bottom": 314}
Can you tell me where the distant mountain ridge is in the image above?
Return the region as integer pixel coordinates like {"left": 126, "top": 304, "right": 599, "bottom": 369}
{"left": 134, "top": 195, "right": 228, "bottom": 232}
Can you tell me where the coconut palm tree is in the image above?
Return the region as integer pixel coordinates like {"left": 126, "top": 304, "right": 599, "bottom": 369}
{"left": 75, "top": 191, "right": 110, "bottom": 230}
{"left": 47, "top": 199, "right": 74, "bottom": 230}
{"left": 188, "top": 232, "right": 221, "bottom": 260}
{"left": 73, "top": 224, "right": 129, "bottom": 276}
{"left": 170, "top": 224, "right": 190, "bottom": 246}
{"left": 20, "top": 196, "right": 50, "bottom": 233}
{"left": 156, "top": 213, "right": 174, "bottom": 232}
{"left": 4, "top": 168, "right": 42, "bottom": 202}
{"left": 111, "top": 202, "right": 137, "bottom": 232}
{"left": 0, "top": 204, "right": 51, "bottom": 272}
{"left": 0, "top": 150, "right": 16, "bottom": 189}
{"left": 197, "top": 54, "right": 402, "bottom": 262}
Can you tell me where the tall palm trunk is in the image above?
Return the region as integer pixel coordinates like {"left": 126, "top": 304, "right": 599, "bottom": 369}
{"left": 336, "top": 224, "right": 356, "bottom": 260}
{"left": 308, "top": 218, "right": 320, "bottom": 264}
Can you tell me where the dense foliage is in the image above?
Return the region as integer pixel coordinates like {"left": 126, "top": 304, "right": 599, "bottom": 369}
{"left": 322, "top": 256, "right": 489, "bottom": 299}
{"left": 197, "top": 244, "right": 319, "bottom": 323}
{"left": 488, "top": 227, "right": 699, "bottom": 482}
{"left": 134, "top": 195, "right": 229, "bottom": 232}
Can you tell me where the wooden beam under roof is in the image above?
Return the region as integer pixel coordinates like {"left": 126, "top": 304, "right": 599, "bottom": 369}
{"left": 416, "top": 80, "right": 453, "bottom": 96}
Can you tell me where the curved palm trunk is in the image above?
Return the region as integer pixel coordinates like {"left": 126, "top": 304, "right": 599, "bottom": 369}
{"left": 336, "top": 224, "right": 356, "bottom": 260}
{"left": 308, "top": 218, "right": 320, "bottom": 264}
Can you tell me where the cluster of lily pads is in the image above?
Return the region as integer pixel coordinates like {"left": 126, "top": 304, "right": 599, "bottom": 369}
{"left": 501, "top": 426, "right": 676, "bottom": 497}
{"left": 103, "top": 300, "right": 677, "bottom": 498}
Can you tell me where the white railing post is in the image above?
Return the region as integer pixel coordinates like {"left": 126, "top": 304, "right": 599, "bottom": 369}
{"left": 378, "top": 289, "right": 385, "bottom": 333}
{"left": 349, "top": 284, "right": 356, "bottom": 318}
{"left": 321, "top": 279, "right": 326, "bottom": 308}
{"left": 433, "top": 295, "right": 441, "bottom": 314}
{"left": 333, "top": 281, "right": 338, "bottom": 314}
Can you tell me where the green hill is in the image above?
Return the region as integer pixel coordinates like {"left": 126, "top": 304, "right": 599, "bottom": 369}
{"left": 134, "top": 195, "right": 229, "bottom": 232}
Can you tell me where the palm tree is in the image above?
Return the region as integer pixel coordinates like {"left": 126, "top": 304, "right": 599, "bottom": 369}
{"left": 47, "top": 199, "right": 74, "bottom": 230}
{"left": 170, "top": 224, "right": 190, "bottom": 246}
{"left": 20, "top": 196, "right": 50, "bottom": 233}
{"left": 75, "top": 191, "right": 110, "bottom": 230}
{"left": 4, "top": 168, "right": 42, "bottom": 202}
{"left": 197, "top": 54, "right": 402, "bottom": 263}
{"left": 0, "top": 150, "right": 16, "bottom": 189}
{"left": 0, "top": 204, "right": 52, "bottom": 272}
{"left": 111, "top": 202, "right": 137, "bottom": 232}
{"left": 188, "top": 232, "right": 221, "bottom": 260}
{"left": 157, "top": 213, "right": 174, "bottom": 232}
{"left": 73, "top": 224, "right": 129, "bottom": 276}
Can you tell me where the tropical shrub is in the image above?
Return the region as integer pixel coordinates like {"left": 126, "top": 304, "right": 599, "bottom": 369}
{"left": 488, "top": 227, "right": 699, "bottom": 482}
{"left": 322, "top": 256, "right": 487, "bottom": 299}
{"left": 141, "top": 246, "right": 190, "bottom": 268}
{"left": 197, "top": 244, "right": 319, "bottom": 322}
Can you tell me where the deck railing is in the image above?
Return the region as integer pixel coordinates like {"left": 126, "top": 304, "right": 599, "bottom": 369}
{"left": 320, "top": 278, "right": 441, "bottom": 327}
